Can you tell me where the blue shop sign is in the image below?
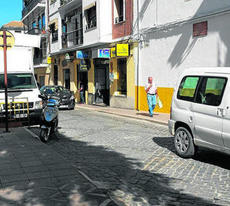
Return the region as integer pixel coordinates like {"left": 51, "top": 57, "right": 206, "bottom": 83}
{"left": 76, "top": 51, "right": 88, "bottom": 59}
{"left": 98, "top": 49, "right": 110, "bottom": 58}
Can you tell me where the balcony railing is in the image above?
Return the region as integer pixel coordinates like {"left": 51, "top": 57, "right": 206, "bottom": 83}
{"left": 62, "top": 28, "right": 83, "bottom": 48}
{"left": 22, "top": 0, "right": 45, "bottom": 18}
{"left": 60, "top": 0, "right": 73, "bottom": 6}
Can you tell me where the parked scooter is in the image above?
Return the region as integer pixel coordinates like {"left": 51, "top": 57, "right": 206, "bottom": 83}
{"left": 38, "top": 94, "right": 59, "bottom": 143}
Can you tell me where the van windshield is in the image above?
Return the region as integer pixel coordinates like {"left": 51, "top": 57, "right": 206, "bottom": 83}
{"left": 0, "top": 73, "right": 37, "bottom": 90}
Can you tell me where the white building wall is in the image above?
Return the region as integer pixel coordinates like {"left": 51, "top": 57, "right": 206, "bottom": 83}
{"left": 50, "top": 12, "right": 60, "bottom": 53}
{"left": 83, "top": 0, "right": 99, "bottom": 46}
{"left": 139, "top": 13, "right": 230, "bottom": 88}
{"left": 98, "top": 0, "right": 112, "bottom": 42}
{"left": 140, "top": 0, "right": 230, "bottom": 29}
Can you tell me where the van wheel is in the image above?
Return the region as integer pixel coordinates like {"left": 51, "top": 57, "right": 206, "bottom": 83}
{"left": 174, "top": 127, "right": 195, "bottom": 158}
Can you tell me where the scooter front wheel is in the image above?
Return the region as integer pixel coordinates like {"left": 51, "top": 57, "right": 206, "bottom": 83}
{"left": 40, "top": 128, "right": 49, "bottom": 143}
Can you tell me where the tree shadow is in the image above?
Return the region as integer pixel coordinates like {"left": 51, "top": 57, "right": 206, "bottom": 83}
{"left": 153, "top": 136, "right": 230, "bottom": 170}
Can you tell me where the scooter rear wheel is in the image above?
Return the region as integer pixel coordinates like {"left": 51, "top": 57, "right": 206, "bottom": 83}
{"left": 40, "top": 128, "right": 49, "bottom": 143}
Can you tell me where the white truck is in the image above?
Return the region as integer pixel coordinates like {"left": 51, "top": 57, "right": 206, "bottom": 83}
{"left": 0, "top": 31, "right": 42, "bottom": 125}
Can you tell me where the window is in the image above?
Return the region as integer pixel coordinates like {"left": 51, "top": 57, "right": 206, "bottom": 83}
{"left": 42, "top": 13, "right": 45, "bottom": 29}
{"left": 41, "top": 40, "right": 47, "bottom": 58}
{"left": 50, "top": 23, "right": 58, "bottom": 42}
{"left": 193, "top": 21, "right": 208, "bottom": 37}
{"left": 195, "top": 77, "right": 227, "bottom": 106}
{"left": 117, "top": 58, "right": 127, "bottom": 95}
{"left": 114, "top": 0, "right": 125, "bottom": 24}
{"left": 85, "top": 5, "right": 96, "bottom": 30}
{"left": 177, "top": 76, "right": 200, "bottom": 101}
{"left": 39, "top": 76, "right": 45, "bottom": 87}
{"left": 50, "top": 0, "right": 57, "bottom": 4}
{"left": 0, "top": 73, "right": 37, "bottom": 90}
{"left": 32, "top": 21, "right": 36, "bottom": 29}
{"left": 38, "top": 17, "right": 42, "bottom": 30}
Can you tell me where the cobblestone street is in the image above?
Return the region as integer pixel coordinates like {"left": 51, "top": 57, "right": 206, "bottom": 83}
{"left": 28, "top": 109, "right": 230, "bottom": 206}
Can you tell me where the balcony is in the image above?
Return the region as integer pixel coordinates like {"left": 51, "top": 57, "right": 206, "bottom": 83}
{"left": 22, "top": 0, "right": 45, "bottom": 19}
{"left": 62, "top": 28, "right": 83, "bottom": 49}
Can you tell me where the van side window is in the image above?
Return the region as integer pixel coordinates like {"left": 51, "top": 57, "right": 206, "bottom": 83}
{"left": 195, "top": 77, "right": 227, "bottom": 106}
{"left": 177, "top": 76, "right": 200, "bottom": 101}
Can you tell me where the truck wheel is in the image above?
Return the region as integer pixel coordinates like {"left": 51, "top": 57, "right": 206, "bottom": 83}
{"left": 174, "top": 127, "right": 195, "bottom": 158}
{"left": 40, "top": 128, "right": 49, "bottom": 143}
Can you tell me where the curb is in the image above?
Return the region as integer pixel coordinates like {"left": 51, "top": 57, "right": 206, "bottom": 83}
{"left": 75, "top": 105, "right": 168, "bottom": 126}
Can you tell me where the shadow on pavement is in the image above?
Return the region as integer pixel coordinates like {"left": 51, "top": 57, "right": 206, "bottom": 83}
{"left": 153, "top": 136, "right": 230, "bottom": 170}
{"left": 0, "top": 128, "right": 220, "bottom": 206}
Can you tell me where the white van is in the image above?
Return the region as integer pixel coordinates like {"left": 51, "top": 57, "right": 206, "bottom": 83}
{"left": 168, "top": 67, "right": 230, "bottom": 158}
{"left": 0, "top": 32, "right": 42, "bottom": 125}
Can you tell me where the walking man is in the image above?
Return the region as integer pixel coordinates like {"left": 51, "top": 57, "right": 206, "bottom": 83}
{"left": 145, "top": 77, "right": 157, "bottom": 117}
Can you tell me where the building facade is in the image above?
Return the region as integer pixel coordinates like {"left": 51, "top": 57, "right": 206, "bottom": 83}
{"left": 136, "top": 0, "right": 230, "bottom": 113}
{"left": 48, "top": 0, "right": 135, "bottom": 109}
{"left": 22, "top": 0, "right": 49, "bottom": 87}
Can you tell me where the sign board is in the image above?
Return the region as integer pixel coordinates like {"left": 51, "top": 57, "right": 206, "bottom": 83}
{"left": 76, "top": 50, "right": 89, "bottom": 59}
{"left": 98, "top": 48, "right": 110, "bottom": 58}
{"left": 0, "top": 31, "right": 15, "bottom": 50}
{"left": 111, "top": 47, "right": 116, "bottom": 58}
{"left": 79, "top": 59, "right": 89, "bottom": 72}
{"left": 116, "top": 44, "right": 129, "bottom": 57}
{"left": 47, "top": 56, "right": 52, "bottom": 64}
{"left": 65, "top": 53, "right": 71, "bottom": 60}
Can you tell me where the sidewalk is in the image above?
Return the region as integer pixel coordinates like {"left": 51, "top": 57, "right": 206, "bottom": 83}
{"left": 75, "top": 104, "right": 169, "bottom": 125}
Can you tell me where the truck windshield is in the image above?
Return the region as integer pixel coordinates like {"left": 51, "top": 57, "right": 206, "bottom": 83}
{"left": 0, "top": 73, "right": 37, "bottom": 90}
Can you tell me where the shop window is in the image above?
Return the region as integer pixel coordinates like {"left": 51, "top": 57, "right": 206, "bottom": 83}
{"left": 117, "top": 58, "right": 127, "bottom": 95}
{"left": 39, "top": 76, "right": 45, "bottom": 87}
{"left": 50, "top": 23, "right": 58, "bottom": 42}
{"left": 193, "top": 21, "right": 208, "bottom": 37}
{"left": 114, "top": 0, "right": 125, "bottom": 24}
{"left": 85, "top": 5, "right": 96, "bottom": 30}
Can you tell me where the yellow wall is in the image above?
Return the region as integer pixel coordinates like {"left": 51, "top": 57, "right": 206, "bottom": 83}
{"left": 88, "top": 59, "right": 95, "bottom": 94}
{"left": 136, "top": 86, "right": 174, "bottom": 113}
{"left": 109, "top": 45, "right": 135, "bottom": 98}
{"left": 34, "top": 67, "right": 49, "bottom": 86}
{"left": 127, "top": 48, "right": 135, "bottom": 98}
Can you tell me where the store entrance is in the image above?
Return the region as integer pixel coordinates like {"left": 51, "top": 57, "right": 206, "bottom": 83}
{"left": 94, "top": 59, "right": 109, "bottom": 106}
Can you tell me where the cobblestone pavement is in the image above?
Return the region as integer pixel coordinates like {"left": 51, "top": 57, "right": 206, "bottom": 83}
{"left": 29, "top": 109, "right": 230, "bottom": 206}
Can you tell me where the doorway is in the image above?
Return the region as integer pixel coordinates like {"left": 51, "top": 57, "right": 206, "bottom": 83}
{"left": 54, "top": 65, "right": 58, "bottom": 85}
{"left": 94, "top": 59, "right": 110, "bottom": 105}
{"left": 63, "top": 69, "right": 70, "bottom": 89}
